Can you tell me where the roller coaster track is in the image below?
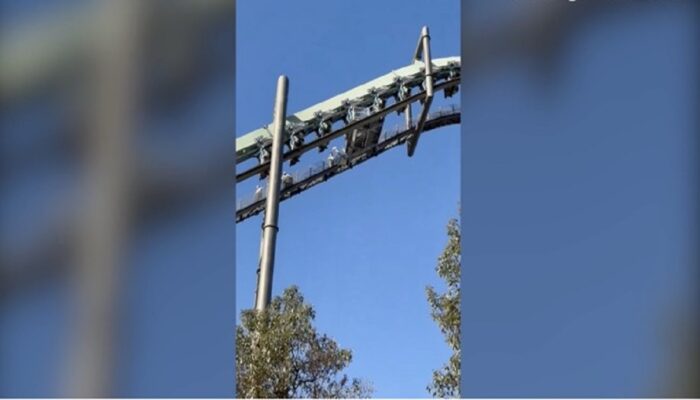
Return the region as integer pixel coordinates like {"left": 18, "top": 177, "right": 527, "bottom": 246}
{"left": 236, "top": 105, "right": 460, "bottom": 222}
{"left": 235, "top": 56, "right": 461, "bottom": 222}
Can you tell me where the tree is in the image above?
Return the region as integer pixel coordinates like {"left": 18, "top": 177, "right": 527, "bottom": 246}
{"left": 426, "top": 217, "right": 461, "bottom": 398}
{"left": 236, "top": 286, "right": 372, "bottom": 398}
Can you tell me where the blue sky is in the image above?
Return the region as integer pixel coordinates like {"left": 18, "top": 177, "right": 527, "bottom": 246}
{"left": 460, "top": 1, "right": 698, "bottom": 396}
{"left": 236, "top": 0, "right": 460, "bottom": 397}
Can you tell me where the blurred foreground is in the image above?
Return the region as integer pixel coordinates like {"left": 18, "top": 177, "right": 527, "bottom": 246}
{"left": 461, "top": 0, "right": 699, "bottom": 397}
{"left": 1, "top": 1, "right": 235, "bottom": 396}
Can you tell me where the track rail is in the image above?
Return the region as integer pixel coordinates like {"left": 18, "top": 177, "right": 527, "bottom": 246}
{"left": 235, "top": 78, "right": 460, "bottom": 183}
{"left": 236, "top": 105, "right": 460, "bottom": 223}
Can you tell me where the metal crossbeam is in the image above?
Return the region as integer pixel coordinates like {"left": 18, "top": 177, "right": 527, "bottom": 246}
{"left": 235, "top": 78, "right": 459, "bottom": 182}
{"left": 236, "top": 107, "right": 460, "bottom": 223}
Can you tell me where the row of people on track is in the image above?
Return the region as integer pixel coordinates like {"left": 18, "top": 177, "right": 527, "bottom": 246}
{"left": 252, "top": 147, "right": 347, "bottom": 202}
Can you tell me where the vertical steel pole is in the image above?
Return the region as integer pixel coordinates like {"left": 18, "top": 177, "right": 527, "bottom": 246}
{"left": 421, "top": 26, "right": 434, "bottom": 99}
{"left": 254, "top": 76, "right": 288, "bottom": 311}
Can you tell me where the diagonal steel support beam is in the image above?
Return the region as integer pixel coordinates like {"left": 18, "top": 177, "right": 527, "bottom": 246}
{"left": 406, "top": 26, "right": 434, "bottom": 157}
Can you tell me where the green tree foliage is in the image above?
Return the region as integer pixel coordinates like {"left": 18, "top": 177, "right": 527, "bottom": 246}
{"left": 236, "top": 286, "right": 372, "bottom": 398}
{"left": 426, "top": 217, "right": 461, "bottom": 398}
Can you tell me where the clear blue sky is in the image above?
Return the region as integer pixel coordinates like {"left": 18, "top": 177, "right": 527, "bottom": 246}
{"left": 236, "top": 0, "right": 460, "bottom": 397}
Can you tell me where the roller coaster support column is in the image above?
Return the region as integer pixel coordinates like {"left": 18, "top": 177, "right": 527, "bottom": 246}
{"left": 407, "top": 25, "right": 434, "bottom": 157}
{"left": 254, "top": 76, "right": 288, "bottom": 311}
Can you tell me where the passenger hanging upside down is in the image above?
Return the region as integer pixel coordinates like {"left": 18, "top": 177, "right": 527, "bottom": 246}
{"left": 289, "top": 132, "right": 304, "bottom": 150}
{"left": 327, "top": 146, "right": 345, "bottom": 168}
{"left": 281, "top": 172, "right": 294, "bottom": 189}
{"left": 336, "top": 147, "right": 347, "bottom": 163}
{"left": 254, "top": 185, "right": 263, "bottom": 201}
